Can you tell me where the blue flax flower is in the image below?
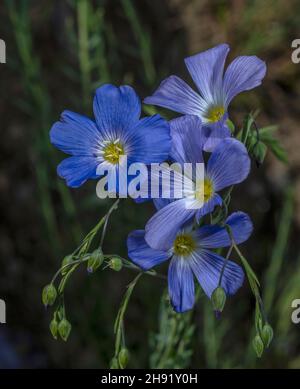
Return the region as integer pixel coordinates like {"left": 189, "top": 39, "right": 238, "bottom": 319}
{"left": 128, "top": 212, "right": 252, "bottom": 312}
{"left": 50, "top": 84, "right": 171, "bottom": 188}
{"left": 144, "top": 115, "right": 250, "bottom": 251}
{"left": 144, "top": 43, "right": 266, "bottom": 151}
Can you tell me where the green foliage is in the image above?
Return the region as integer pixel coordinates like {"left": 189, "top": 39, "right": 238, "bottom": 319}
{"left": 121, "top": 0, "right": 156, "bottom": 86}
{"left": 258, "top": 126, "right": 288, "bottom": 163}
{"left": 263, "top": 187, "right": 294, "bottom": 312}
{"left": 6, "top": 0, "right": 82, "bottom": 254}
{"left": 238, "top": 114, "right": 288, "bottom": 165}
{"left": 149, "top": 290, "right": 195, "bottom": 369}
{"left": 113, "top": 273, "right": 142, "bottom": 368}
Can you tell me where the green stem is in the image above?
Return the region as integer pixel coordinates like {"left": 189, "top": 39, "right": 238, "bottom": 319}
{"left": 74, "top": 199, "right": 120, "bottom": 256}
{"left": 121, "top": 0, "right": 155, "bottom": 86}
{"left": 218, "top": 243, "right": 234, "bottom": 286}
{"left": 51, "top": 256, "right": 89, "bottom": 285}
{"left": 263, "top": 186, "right": 294, "bottom": 312}
{"left": 77, "top": 0, "right": 91, "bottom": 110}
{"left": 100, "top": 199, "right": 120, "bottom": 247}
{"left": 114, "top": 273, "right": 142, "bottom": 358}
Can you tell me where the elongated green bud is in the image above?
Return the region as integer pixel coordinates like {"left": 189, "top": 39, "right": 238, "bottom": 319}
{"left": 118, "top": 348, "right": 130, "bottom": 369}
{"left": 42, "top": 284, "right": 57, "bottom": 307}
{"left": 58, "top": 318, "right": 72, "bottom": 341}
{"left": 211, "top": 286, "right": 226, "bottom": 314}
{"left": 109, "top": 257, "right": 123, "bottom": 272}
{"left": 61, "top": 255, "right": 73, "bottom": 275}
{"left": 261, "top": 323, "right": 273, "bottom": 348}
{"left": 87, "top": 248, "right": 104, "bottom": 273}
{"left": 110, "top": 357, "right": 119, "bottom": 369}
{"left": 50, "top": 317, "right": 58, "bottom": 340}
{"left": 253, "top": 334, "right": 264, "bottom": 357}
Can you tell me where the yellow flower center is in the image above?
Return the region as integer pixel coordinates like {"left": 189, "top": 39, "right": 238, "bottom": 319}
{"left": 103, "top": 141, "right": 125, "bottom": 164}
{"left": 173, "top": 234, "right": 195, "bottom": 256}
{"left": 195, "top": 178, "right": 214, "bottom": 202}
{"left": 206, "top": 105, "right": 225, "bottom": 123}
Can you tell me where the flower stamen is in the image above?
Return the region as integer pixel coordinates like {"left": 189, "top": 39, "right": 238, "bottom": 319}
{"left": 206, "top": 105, "right": 225, "bottom": 123}
{"left": 102, "top": 140, "right": 125, "bottom": 164}
{"left": 173, "top": 234, "right": 195, "bottom": 256}
{"left": 195, "top": 178, "right": 214, "bottom": 202}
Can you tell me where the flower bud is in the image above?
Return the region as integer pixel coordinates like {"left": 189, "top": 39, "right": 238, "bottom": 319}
{"left": 211, "top": 286, "right": 226, "bottom": 314}
{"left": 118, "top": 348, "right": 130, "bottom": 369}
{"left": 58, "top": 318, "right": 72, "bottom": 341}
{"left": 110, "top": 357, "right": 119, "bottom": 369}
{"left": 49, "top": 317, "right": 58, "bottom": 340}
{"left": 261, "top": 323, "right": 273, "bottom": 348}
{"left": 87, "top": 248, "right": 104, "bottom": 273}
{"left": 109, "top": 257, "right": 123, "bottom": 272}
{"left": 61, "top": 255, "right": 73, "bottom": 275}
{"left": 42, "top": 284, "right": 57, "bottom": 307}
{"left": 252, "top": 334, "right": 264, "bottom": 358}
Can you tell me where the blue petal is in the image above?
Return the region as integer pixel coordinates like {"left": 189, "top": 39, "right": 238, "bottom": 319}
{"left": 194, "top": 212, "right": 253, "bottom": 248}
{"left": 223, "top": 56, "right": 267, "bottom": 106}
{"left": 195, "top": 193, "right": 223, "bottom": 222}
{"left": 57, "top": 156, "right": 99, "bottom": 188}
{"left": 145, "top": 199, "right": 195, "bottom": 251}
{"left": 153, "top": 198, "right": 172, "bottom": 210}
{"left": 203, "top": 119, "right": 231, "bottom": 152}
{"left": 207, "top": 138, "right": 250, "bottom": 191}
{"left": 190, "top": 249, "right": 244, "bottom": 298}
{"left": 128, "top": 114, "right": 171, "bottom": 164}
{"left": 127, "top": 230, "right": 170, "bottom": 271}
{"left": 93, "top": 84, "right": 141, "bottom": 136}
{"left": 170, "top": 115, "right": 205, "bottom": 164}
{"left": 144, "top": 75, "right": 206, "bottom": 116}
{"left": 168, "top": 257, "right": 195, "bottom": 313}
{"left": 184, "top": 43, "right": 230, "bottom": 103}
{"left": 50, "top": 110, "right": 102, "bottom": 156}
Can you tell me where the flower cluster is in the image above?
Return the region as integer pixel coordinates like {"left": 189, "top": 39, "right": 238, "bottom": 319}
{"left": 49, "top": 43, "right": 274, "bottom": 359}
{"left": 129, "top": 44, "right": 265, "bottom": 313}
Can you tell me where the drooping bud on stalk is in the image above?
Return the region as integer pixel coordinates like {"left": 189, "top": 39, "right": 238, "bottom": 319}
{"left": 252, "top": 334, "right": 264, "bottom": 357}
{"left": 261, "top": 323, "right": 273, "bottom": 348}
{"left": 211, "top": 286, "right": 226, "bottom": 316}
{"left": 42, "top": 284, "right": 57, "bottom": 307}
{"left": 87, "top": 248, "right": 104, "bottom": 273}
{"left": 58, "top": 318, "right": 72, "bottom": 341}
{"left": 118, "top": 348, "right": 130, "bottom": 369}
{"left": 61, "top": 255, "right": 73, "bottom": 275}
{"left": 109, "top": 257, "right": 123, "bottom": 272}
{"left": 110, "top": 357, "right": 119, "bottom": 369}
{"left": 49, "top": 317, "right": 58, "bottom": 340}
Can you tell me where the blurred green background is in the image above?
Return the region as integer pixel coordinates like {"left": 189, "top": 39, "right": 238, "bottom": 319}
{"left": 0, "top": 0, "right": 300, "bottom": 368}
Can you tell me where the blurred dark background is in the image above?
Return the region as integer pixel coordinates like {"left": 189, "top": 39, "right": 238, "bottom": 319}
{"left": 0, "top": 0, "right": 300, "bottom": 368}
